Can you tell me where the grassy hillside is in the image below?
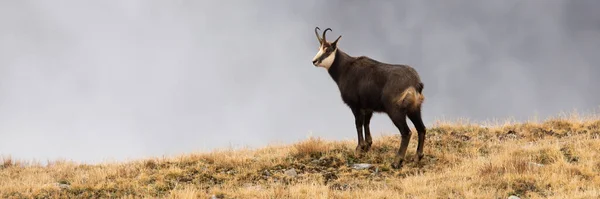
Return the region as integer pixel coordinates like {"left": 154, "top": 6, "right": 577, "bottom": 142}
{"left": 2, "top": 114, "right": 600, "bottom": 199}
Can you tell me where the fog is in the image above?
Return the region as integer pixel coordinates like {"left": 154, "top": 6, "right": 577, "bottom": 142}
{"left": 1, "top": 1, "right": 599, "bottom": 164}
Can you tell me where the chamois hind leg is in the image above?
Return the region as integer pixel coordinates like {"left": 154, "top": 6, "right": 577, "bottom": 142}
{"left": 388, "top": 109, "right": 411, "bottom": 169}
{"left": 408, "top": 108, "right": 426, "bottom": 162}
{"left": 351, "top": 108, "right": 366, "bottom": 153}
{"left": 363, "top": 110, "right": 374, "bottom": 152}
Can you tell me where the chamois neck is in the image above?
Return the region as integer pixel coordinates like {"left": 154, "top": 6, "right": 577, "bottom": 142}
{"left": 327, "top": 49, "right": 355, "bottom": 83}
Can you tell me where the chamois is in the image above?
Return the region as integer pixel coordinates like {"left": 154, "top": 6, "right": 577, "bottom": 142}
{"left": 311, "top": 27, "right": 426, "bottom": 169}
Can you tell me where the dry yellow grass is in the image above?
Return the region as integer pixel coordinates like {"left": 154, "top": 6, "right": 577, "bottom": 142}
{"left": 2, "top": 112, "right": 600, "bottom": 199}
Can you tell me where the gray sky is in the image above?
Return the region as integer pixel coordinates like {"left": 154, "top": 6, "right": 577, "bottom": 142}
{"left": 1, "top": 1, "right": 599, "bottom": 164}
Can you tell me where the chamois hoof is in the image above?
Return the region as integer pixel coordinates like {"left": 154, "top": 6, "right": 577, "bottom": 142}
{"left": 414, "top": 154, "right": 424, "bottom": 162}
{"left": 391, "top": 160, "right": 404, "bottom": 169}
{"left": 362, "top": 143, "right": 372, "bottom": 152}
{"left": 355, "top": 145, "right": 365, "bottom": 153}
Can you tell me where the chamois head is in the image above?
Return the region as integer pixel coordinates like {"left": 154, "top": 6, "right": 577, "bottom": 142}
{"left": 312, "top": 27, "right": 342, "bottom": 69}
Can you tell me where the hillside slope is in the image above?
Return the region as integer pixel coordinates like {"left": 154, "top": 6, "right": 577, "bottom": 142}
{"left": 2, "top": 115, "right": 600, "bottom": 199}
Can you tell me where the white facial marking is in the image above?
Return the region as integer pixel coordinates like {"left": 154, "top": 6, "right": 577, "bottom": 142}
{"left": 312, "top": 46, "right": 325, "bottom": 65}
{"left": 312, "top": 45, "right": 337, "bottom": 70}
{"left": 319, "top": 49, "right": 336, "bottom": 69}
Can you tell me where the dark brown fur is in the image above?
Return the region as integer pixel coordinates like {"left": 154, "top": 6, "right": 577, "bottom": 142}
{"left": 313, "top": 28, "right": 427, "bottom": 169}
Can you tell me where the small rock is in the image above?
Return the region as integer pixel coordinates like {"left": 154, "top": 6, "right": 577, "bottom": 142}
{"left": 284, "top": 168, "right": 297, "bottom": 177}
{"left": 59, "top": 183, "right": 70, "bottom": 189}
{"left": 351, "top": 163, "right": 373, "bottom": 170}
{"left": 322, "top": 171, "right": 338, "bottom": 182}
{"left": 49, "top": 183, "right": 70, "bottom": 189}
{"left": 529, "top": 162, "right": 544, "bottom": 167}
{"left": 209, "top": 194, "right": 226, "bottom": 199}
{"left": 329, "top": 183, "right": 353, "bottom": 191}
{"left": 506, "top": 130, "right": 518, "bottom": 138}
{"left": 508, "top": 196, "right": 521, "bottom": 199}
{"left": 263, "top": 170, "right": 271, "bottom": 176}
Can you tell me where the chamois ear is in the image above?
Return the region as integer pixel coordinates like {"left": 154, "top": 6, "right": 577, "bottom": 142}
{"left": 331, "top": 35, "right": 342, "bottom": 48}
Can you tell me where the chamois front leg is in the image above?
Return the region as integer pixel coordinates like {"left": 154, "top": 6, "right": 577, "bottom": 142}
{"left": 363, "top": 110, "right": 374, "bottom": 152}
{"left": 351, "top": 108, "right": 366, "bottom": 153}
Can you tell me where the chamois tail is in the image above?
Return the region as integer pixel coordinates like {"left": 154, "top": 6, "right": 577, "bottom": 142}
{"left": 396, "top": 86, "right": 425, "bottom": 111}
